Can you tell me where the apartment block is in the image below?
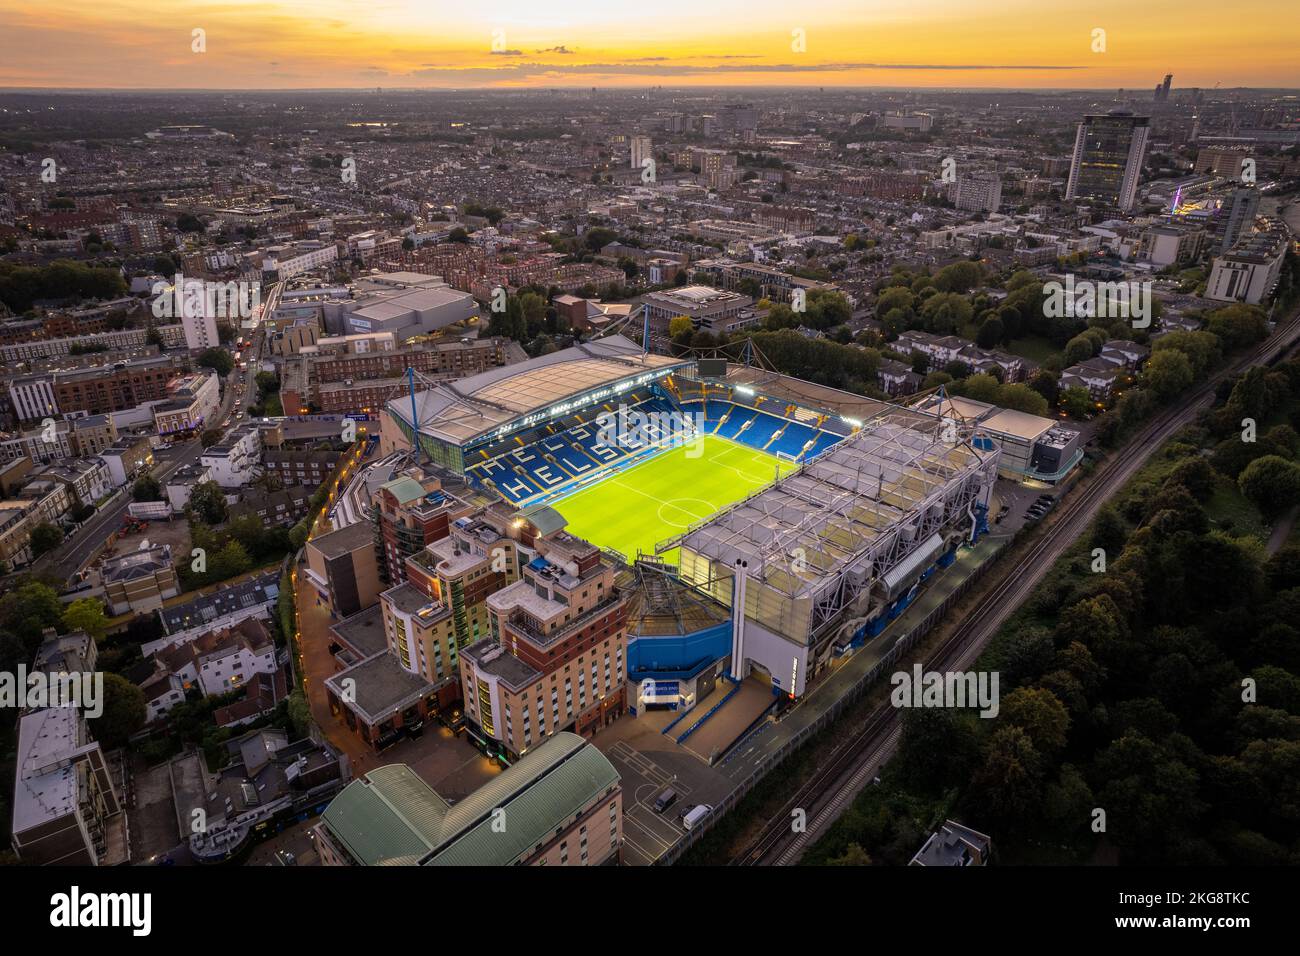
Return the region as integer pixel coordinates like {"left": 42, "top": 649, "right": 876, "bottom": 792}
{"left": 305, "top": 521, "right": 383, "bottom": 618}
{"left": 462, "top": 528, "right": 630, "bottom": 760}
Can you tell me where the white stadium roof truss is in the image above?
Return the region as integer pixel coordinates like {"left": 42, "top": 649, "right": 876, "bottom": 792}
{"left": 674, "top": 411, "right": 1000, "bottom": 643}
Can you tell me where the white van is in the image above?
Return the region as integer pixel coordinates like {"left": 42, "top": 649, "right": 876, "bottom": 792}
{"left": 682, "top": 804, "right": 713, "bottom": 831}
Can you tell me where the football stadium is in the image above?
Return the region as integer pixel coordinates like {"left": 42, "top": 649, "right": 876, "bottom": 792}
{"left": 386, "top": 334, "right": 1002, "bottom": 722}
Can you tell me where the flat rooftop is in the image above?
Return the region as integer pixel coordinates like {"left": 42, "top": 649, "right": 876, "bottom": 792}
{"left": 330, "top": 604, "right": 389, "bottom": 660}
{"left": 326, "top": 650, "right": 438, "bottom": 722}
{"left": 13, "top": 708, "right": 83, "bottom": 833}
{"left": 308, "top": 520, "right": 374, "bottom": 559}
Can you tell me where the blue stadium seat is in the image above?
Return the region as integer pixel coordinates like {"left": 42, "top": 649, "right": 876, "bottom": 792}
{"left": 803, "top": 430, "right": 842, "bottom": 460}
{"left": 740, "top": 411, "right": 785, "bottom": 449}
{"left": 716, "top": 406, "right": 758, "bottom": 440}
{"left": 767, "top": 421, "right": 817, "bottom": 458}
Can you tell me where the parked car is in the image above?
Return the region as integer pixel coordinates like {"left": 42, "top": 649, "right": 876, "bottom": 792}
{"left": 653, "top": 788, "right": 678, "bottom": 813}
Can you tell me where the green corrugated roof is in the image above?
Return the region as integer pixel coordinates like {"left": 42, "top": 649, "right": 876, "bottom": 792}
{"left": 381, "top": 476, "right": 427, "bottom": 504}
{"left": 320, "top": 733, "right": 620, "bottom": 866}
{"left": 516, "top": 504, "right": 568, "bottom": 537}
{"left": 426, "top": 735, "right": 619, "bottom": 866}
{"left": 319, "top": 764, "right": 450, "bottom": 866}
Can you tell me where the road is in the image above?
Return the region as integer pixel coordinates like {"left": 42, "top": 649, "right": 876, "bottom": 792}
{"left": 31, "top": 325, "right": 267, "bottom": 587}
{"left": 735, "top": 303, "right": 1300, "bottom": 866}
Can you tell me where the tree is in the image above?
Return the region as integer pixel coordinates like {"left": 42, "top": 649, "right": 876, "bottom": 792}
{"left": 288, "top": 520, "right": 311, "bottom": 550}
{"left": 288, "top": 689, "right": 313, "bottom": 737}
{"left": 1238, "top": 455, "right": 1300, "bottom": 520}
{"left": 200, "top": 428, "right": 224, "bottom": 448}
{"left": 1000, "top": 686, "right": 1071, "bottom": 755}
{"left": 668, "top": 316, "right": 694, "bottom": 339}
{"left": 1090, "top": 505, "right": 1128, "bottom": 556}
{"left": 89, "top": 673, "right": 147, "bottom": 749}
{"left": 187, "top": 480, "right": 229, "bottom": 525}
{"left": 893, "top": 707, "right": 982, "bottom": 794}
{"left": 932, "top": 260, "right": 984, "bottom": 294}
{"left": 132, "top": 475, "right": 162, "bottom": 502}
{"left": 1043, "top": 763, "right": 1096, "bottom": 834}
{"left": 1059, "top": 385, "right": 1094, "bottom": 419}
{"left": 958, "top": 373, "right": 1001, "bottom": 404}
{"left": 62, "top": 598, "right": 109, "bottom": 640}
{"left": 1144, "top": 349, "right": 1194, "bottom": 402}
{"left": 213, "top": 539, "right": 253, "bottom": 579}
{"left": 29, "top": 521, "right": 63, "bottom": 557}
{"left": 968, "top": 726, "right": 1044, "bottom": 824}
{"left": 175, "top": 213, "right": 205, "bottom": 233}
{"left": 1152, "top": 331, "right": 1220, "bottom": 377}
{"left": 976, "top": 315, "right": 1004, "bottom": 348}
{"left": 0, "top": 582, "right": 63, "bottom": 674}
{"left": 196, "top": 348, "right": 234, "bottom": 377}
{"left": 1164, "top": 457, "right": 1217, "bottom": 502}
{"left": 1205, "top": 304, "right": 1269, "bottom": 352}
{"left": 1064, "top": 334, "right": 1097, "bottom": 365}
{"left": 827, "top": 843, "right": 873, "bottom": 866}
{"left": 1027, "top": 369, "right": 1060, "bottom": 407}
{"left": 997, "top": 383, "right": 1050, "bottom": 417}
{"left": 918, "top": 291, "right": 973, "bottom": 334}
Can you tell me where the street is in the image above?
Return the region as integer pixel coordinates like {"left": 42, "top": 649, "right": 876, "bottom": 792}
{"left": 29, "top": 326, "right": 266, "bottom": 587}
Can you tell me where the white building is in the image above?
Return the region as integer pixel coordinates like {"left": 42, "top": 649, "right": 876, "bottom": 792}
{"left": 955, "top": 174, "right": 1003, "bottom": 214}
{"left": 7, "top": 376, "right": 59, "bottom": 422}
{"left": 166, "top": 463, "right": 211, "bottom": 513}
{"left": 153, "top": 618, "right": 277, "bottom": 697}
{"left": 0, "top": 420, "right": 74, "bottom": 464}
{"left": 265, "top": 243, "right": 339, "bottom": 280}
{"left": 181, "top": 300, "right": 221, "bottom": 351}
{"left": 1206, "top": 225, "right": 1289, "bottom": 306}
{"left": 200, "top": 425, "right": 263, "bottom": 488}
{"left": 97, "top": 438, "right": 155, "bottom": 489}
{"left": 34, "top": 458, "right": 112, "bottom": 506}
{"left": 153, "top": 370, "right": 221, "bottom": 438}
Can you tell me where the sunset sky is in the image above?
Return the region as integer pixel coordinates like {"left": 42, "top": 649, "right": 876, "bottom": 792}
{"left": 0, "top": 0, "right": 1296, "bottom": 90}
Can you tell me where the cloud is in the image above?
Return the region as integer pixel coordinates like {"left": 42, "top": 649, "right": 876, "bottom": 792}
{"left": 537, "top": 45, "right": 575, "bottom": 54}
{"left": 489, "top": 49, "right": 524, "bottom": 57}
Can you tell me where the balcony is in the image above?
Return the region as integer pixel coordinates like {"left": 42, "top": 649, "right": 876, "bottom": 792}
{"left": 503, "top": 592, "right": 624, "bottom": 648}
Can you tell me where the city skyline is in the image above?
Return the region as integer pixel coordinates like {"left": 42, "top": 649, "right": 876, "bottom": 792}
{"left": 1, "top": 0, "right": 1298, "bottom": 91}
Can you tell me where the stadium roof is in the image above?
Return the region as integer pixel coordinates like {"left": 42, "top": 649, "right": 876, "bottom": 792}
{"left": 318, "top": 732, "right": 619, "bottom": 866}
{"left": 676, "top": 411, "right": 998, "bottom": 624}
{"left": 909, "top": 393, "right": 1056, "bottom": 442}
{"left": 623, "top": 561, "right": 732, "bottom": 637}
{"left": 388, "top": 334, "right": 683, "bottom": 447}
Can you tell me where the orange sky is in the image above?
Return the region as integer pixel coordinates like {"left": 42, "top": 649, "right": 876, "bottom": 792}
{"left": 0, "top": 0, "right": 1296, "bottom": 89}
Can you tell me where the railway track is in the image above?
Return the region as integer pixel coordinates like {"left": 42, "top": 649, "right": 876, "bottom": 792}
{"left": 733, "top": 307, "right": 1300, "bottom": 866}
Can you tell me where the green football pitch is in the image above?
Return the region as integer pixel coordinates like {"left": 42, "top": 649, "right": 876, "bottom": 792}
{"left": 552, "top": 434, "right": 796, "bottom": 561}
